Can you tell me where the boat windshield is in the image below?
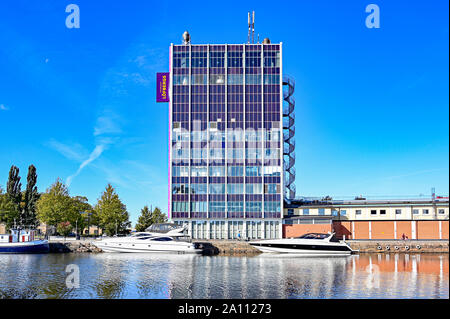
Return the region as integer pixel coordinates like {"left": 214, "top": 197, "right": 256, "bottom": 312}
{"left": 296, "top": 233, "right": 329, "bottom": 240}
{"left": 145, "top": 223, "right": 181, "bottom": 233}
{"left": 131, "top": 232, "right": 152, "bottom": 237}
{"left": 151, "top": 237, "right": 173, "bottom": 241}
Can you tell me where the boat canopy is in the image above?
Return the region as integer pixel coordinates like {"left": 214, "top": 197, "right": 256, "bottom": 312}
{"left": 145, "top": 223, "right": 183, "bottom": 233}
{"left": 295, "top": 233, "right": 340, "bottom": 242}
{"left": 296, "top": 233, "right": 331, "bottom": 240}
{"left": 131, "top": 232, "right": 153, "bottom": 237}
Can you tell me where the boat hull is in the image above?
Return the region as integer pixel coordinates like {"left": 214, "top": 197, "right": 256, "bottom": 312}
{"left": 93, "top": 241, "right": 202, "bottom": 254}
{"left": 250, "top": 241, "right": 353, "bottom": 255}
{"left": 0, "top": 240, "right": 49, "bottom": 254}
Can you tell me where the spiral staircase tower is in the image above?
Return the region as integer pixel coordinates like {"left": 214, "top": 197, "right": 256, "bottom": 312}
{"left": 283, "top": 76, "right": 296, "bottom": 200}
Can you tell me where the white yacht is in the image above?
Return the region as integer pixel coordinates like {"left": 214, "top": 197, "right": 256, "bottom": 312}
{"left": 92, "top": 223, "right": 202, "bottom": 254}
{"left": 249, "top": 232, "right": 354, "bottom": 256}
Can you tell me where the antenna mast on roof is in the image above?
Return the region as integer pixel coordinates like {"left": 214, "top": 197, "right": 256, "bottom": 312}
{"left": 252, "top": 11, "right": 255, "bottom": 44}
{"left": 247, "top": 12, "right": 251, "bottom": 43}
{"left": 247, "top": 11, "right": 255, "bottom": 44}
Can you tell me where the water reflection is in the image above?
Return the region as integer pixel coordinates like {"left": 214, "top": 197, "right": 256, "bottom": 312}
{"left": 0, "top": 253, "right": 448, "bottom": 299}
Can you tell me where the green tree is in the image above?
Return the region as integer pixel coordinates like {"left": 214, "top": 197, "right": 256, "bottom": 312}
{"left": 56, "top": 221, "right": 72, "bottom": 237}
{"left": 78, "top": 197, "right": 100, "bottom": 236}
{"left": 135, "top": 206, "right": 152, "bottom": 232}
{"left": 36, "top": 179, "right": 95, "bottom": 235}
{"left": 0, "top": 189, "right": 19, "bottom": 230}
{"left": 95, "top": 184, "right": 130, "bottom": 236}
{"left": 87, "top": 208, "right": 100, "bottom": 229}
{"left": 22, "top": 165, "right": 39, "bottom": 228}
{"left": 70, "top": 196, "right": 93, "bottom": 235}
{"left": 6, "top": 165, "right": 21, "bottom": 210}
{"left": 36, "top": 178, "right": 73, "bottom": 228}
{"left": 135, "top": 206, "right": 168, "bottom": 232}
{"left": 150, "top": 207, "right": 167, "bottom": 224}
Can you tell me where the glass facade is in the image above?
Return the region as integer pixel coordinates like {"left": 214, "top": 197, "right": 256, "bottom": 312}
{"left": 169, "top": 43, "right": 283, "bottom": 239}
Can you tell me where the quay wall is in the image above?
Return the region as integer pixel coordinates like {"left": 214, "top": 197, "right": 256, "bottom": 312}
{"left": 193, "top": 240, "right": 261, "bottom": 255}
{"left": 48, "top": 240, "right": 102, "bottom": 253}
{"left": 48, "top": 239, "right": 449, "bottom": 254}
{"left": 194, "top": 240, "right": 449, "bottom": 254}
{"left": 347, "top": 240, "right": 449, "bottom": 253}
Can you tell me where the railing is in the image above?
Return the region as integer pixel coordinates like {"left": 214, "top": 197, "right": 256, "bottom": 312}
{"left": 283, "top": 76, "right": 296, "bottom": 200}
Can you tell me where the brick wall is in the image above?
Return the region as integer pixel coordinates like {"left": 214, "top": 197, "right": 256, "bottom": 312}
{"left": 283, "top": 220, "right": 449, "bottom": 240}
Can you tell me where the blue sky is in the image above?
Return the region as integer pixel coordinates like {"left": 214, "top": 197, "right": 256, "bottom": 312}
{"left": 0, "top": 0, "right": 448, "bottom": 225}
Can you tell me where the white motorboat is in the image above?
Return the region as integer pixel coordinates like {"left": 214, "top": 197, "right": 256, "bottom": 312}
{"left": 249, "top": 232, "right": 354, "bottom": 256}
{"left": 92, "top": 223, "right": 202, "bottom": 254}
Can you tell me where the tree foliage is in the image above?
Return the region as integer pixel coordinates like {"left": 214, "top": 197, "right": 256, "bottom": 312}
{"left": 71, "top": 196, "right": 94, "bottom": 234}
{"left": 36, "top": 178, "right": 72, "bottom": 227}
{"left": 0, "top": 190, "right": 19, "bottom": 230}
{"left": 94, "top": 184, "right": 130, "bottom": 236}
{"left": 6, "top": 165, "right": 21, "bottom": 208}
{"left": 22, "top": 165, "right": 39, "bottom": 228}
{"left": 57, "top": 221, "right": 72, "bottom": 237}
{"left": 135, "top": 206, "right": 168, "bottom": 232}
{"left": 150, "top": 207, "right": 167, "bottom": 225}
{"left": 36, "top": 178, "right": 96, "bottom": 235}
{"left": 135, "top": 206, "right": 151, "bottom": 232}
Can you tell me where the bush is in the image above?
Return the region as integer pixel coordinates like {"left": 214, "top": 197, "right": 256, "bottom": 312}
{"left": 57, "top": 221, "right": 72, "bottom": 237}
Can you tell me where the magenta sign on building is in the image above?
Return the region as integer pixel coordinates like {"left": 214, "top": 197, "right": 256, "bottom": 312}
{"left": 156, "top": 72, "right": 169, "bottom": 102}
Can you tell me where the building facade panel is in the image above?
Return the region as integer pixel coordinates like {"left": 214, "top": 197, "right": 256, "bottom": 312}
{"left": 283, "top": 223, "right": 332, "bottom": 238}
{"left": 442, "top": 221, "right": 449, "bottom": 239}
{"left": 284, "top": 200, "right": 449, "bottom": 221}
{"left": 416, "top": 220, "right": 441, "bottom": 240}
{"left": 371, "top": 221, "right": 395, "bottom": 239}
{"left": 333, "top": 221, "right": 353, "bottom": 239}
{"left": 396, "top": 221, "right": 413, "bottom": 239}
{"left": 169, "top": 43, "right": 283, "bottom": 239}
{"left": 353, "top": 221, "right": 370, "bottom": 239}
{"left": 279, "top": 220, "right": 448, "bottom": 240}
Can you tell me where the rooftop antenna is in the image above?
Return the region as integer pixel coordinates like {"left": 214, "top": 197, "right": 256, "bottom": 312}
{"left": 247, "top": 12, "right": 251, "bottom": 44}
{"left": 432, "top": 187, "right": 437, "bottom": 218}
{"left": 257, "top": 33, "right": 260, "bottom": 44}
{"left": 252, "top": 11, "right": 255, "bottom": 44}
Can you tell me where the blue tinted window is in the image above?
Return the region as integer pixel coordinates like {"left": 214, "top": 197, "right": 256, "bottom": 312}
{"left": 152, "top": 237, "right": 173, "bottom": 241}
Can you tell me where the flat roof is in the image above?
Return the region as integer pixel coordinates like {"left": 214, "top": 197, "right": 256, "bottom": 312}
{"left": 286, "top": 198, "right": 449, "bottom": 208}
{"left": 172, "top": 43, "right": 281, "bottom": 46}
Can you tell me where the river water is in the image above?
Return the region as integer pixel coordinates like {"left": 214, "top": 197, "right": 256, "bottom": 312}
{"left": 0, "top": 253, "right": 447, "bottom": 299}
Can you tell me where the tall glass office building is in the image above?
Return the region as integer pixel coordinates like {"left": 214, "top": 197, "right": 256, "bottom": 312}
{"left": 169, "top": 40, "right": 283, "bottom": 239}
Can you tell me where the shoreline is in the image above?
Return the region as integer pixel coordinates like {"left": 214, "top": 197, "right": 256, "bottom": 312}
{"left": 47, "top": 239, "right": 449, "bottom": 254}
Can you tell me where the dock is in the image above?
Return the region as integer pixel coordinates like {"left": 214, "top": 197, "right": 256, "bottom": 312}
{"left": 46, "top": 239, "right": 449, "bottom": 254}
{"left": 193, "top": 239, "right": 449, "bottom": 255}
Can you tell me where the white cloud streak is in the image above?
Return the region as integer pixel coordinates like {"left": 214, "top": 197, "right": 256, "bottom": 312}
{"left": 94, "top": 113, "right": 122, "bottom": 136}
{"left": 48, "top": 41, "right": 166, "bottom": 188}
{"left": 66, "top": 144, "right": 107, "bottom": 186}
{"left": 47, "top": 139, "right": 87, "bottom": 162}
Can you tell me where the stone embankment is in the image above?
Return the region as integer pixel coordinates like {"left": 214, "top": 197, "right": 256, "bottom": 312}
{"left": 48, "top": 239, "right": 449, "bottom": 254}
{"left": 194, "top": 240, "right": 261, "bottom": 255}
{"left": 49, "top": 240, "right": 102, "bottom": 253}
{"left": 194, "top": 240, "right": 449, "bottom": 255}
{"left": 347, "top": 240, "right": 449, "bottom": 253}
